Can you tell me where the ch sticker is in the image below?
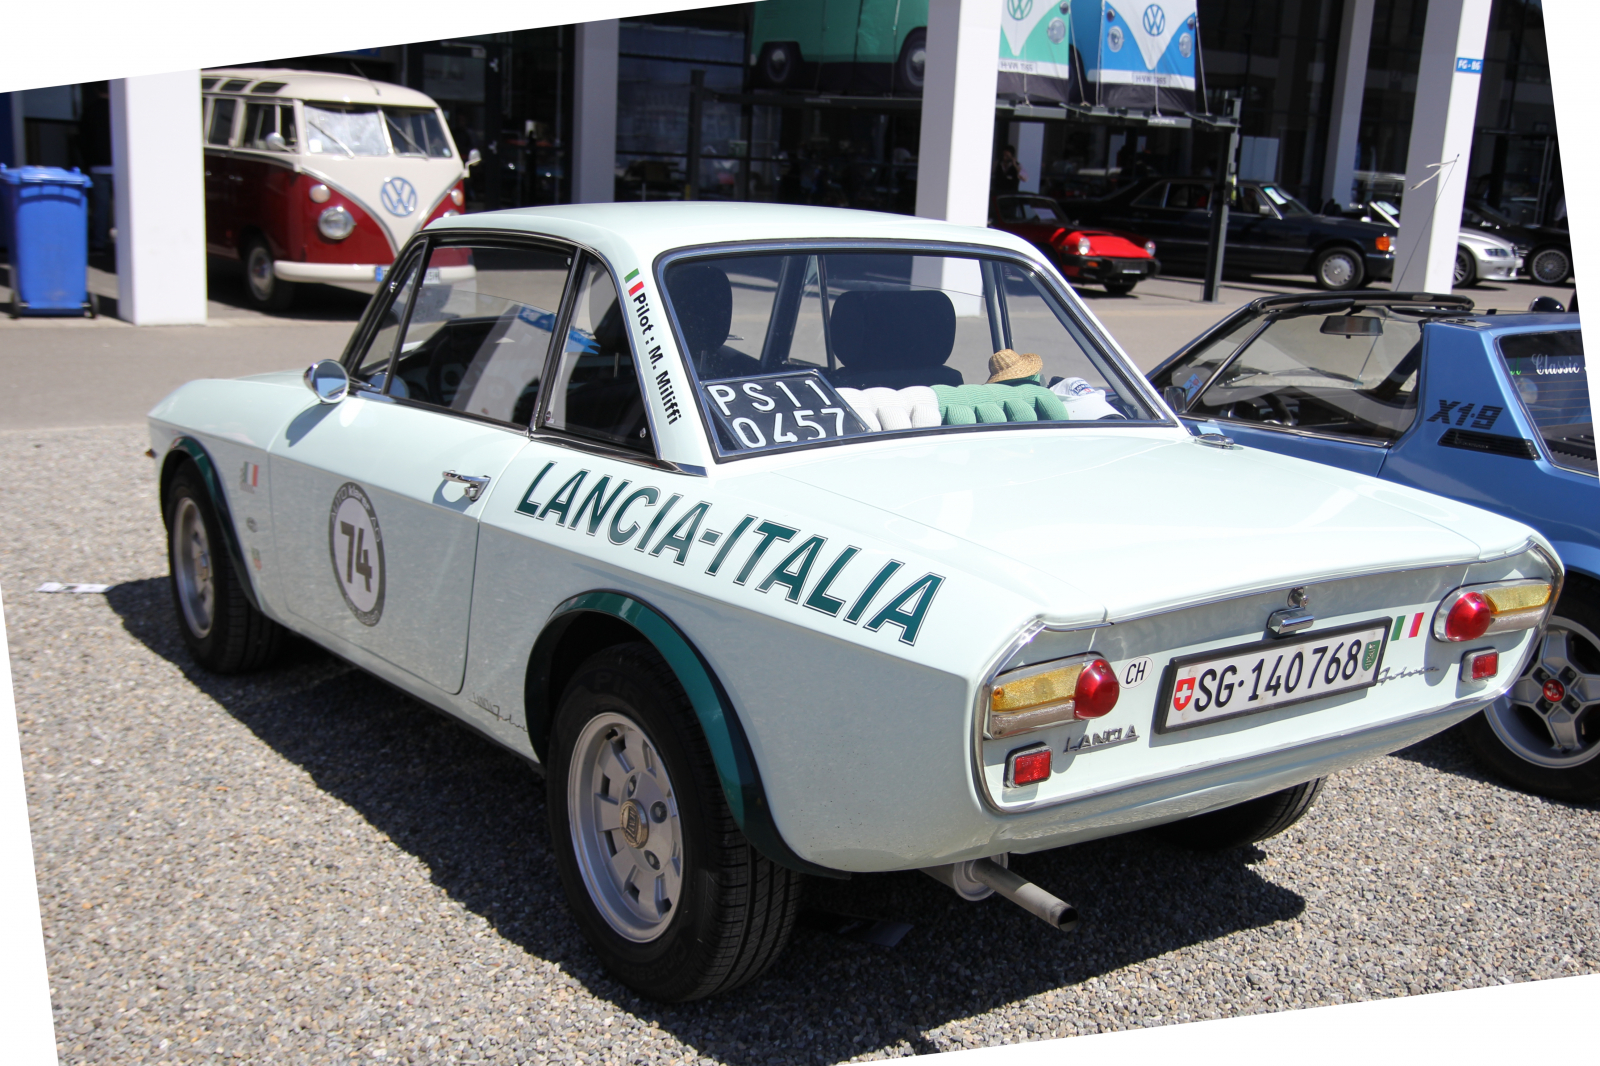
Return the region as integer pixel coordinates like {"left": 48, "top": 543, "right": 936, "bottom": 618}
{"left": 329, "top": 482, "right": 386, "bottom": 626}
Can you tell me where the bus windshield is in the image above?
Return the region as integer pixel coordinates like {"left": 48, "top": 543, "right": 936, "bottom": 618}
{"left": 304, "top": 103, "right": 389, "bottom": 157}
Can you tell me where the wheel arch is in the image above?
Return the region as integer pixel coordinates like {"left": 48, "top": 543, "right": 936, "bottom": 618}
{"left": 159, "top": 436, "right": 262, "bottom": 612}
{"left": 525, "top": 589, "right": 844, "bottom": 878}
{"left": 1306, "top": 238, "right": 1366, "bottom": 268}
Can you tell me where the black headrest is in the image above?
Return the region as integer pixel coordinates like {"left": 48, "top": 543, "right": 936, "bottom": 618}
{"left": 829, "top": 290, "right": 956, "bottom": 371}
{"left": 666, "top": 264, "right": 733, "bottom": 361}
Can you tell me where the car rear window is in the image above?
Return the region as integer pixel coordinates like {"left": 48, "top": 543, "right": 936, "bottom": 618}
{"left": 1498, "top": 329, "right": 1592, "bottom": 473}
{"left": 662, "top": 249, "right": 1159, "bottom": 458}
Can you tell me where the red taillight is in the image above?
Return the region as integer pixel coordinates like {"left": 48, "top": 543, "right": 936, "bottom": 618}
{"left": 1073, "top": 658, "right": 1120, "bottom": 719}
{"left": 1443, "top": 593, "right": 1494, "bottom": 642}
{"left": 1461, "top": 648, "right": 1499, "bottom": 682}
{"left": 1006, "top": 746, "right": 1053, "bottom": 787}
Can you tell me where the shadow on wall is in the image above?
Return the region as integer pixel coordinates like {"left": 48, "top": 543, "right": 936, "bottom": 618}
{"left": 106, "top": 576, "right": 1308, "bottom": 1063}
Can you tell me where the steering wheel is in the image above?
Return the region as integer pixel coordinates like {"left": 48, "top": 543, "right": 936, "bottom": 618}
{"left": 1265, "top": 393, "right": 1298, "bottom": 426}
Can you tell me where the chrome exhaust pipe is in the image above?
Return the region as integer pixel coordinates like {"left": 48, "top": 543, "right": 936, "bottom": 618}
{"left": 921, "top": 856, "right": 1078, "bottom": 932}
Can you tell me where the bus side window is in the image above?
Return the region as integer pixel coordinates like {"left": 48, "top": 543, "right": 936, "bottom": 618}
{"left": 207, "top": 98, "right": 237, "bottom": 147}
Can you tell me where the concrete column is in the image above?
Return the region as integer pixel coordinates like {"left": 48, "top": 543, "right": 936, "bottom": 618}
{"left": 1322, "top": 0, "right": 1373, "bottom": 206}
{"left": 110, "top": 73, "right": 206, "bottom": 325}
{"left": 571, "top": 19, "right": 619, "bottom": 205}
{"left": 1393, "top": 0, "right": 1492, "bottom": 293}
{"left": 915, "top": 0, "right": 1002, "bottom": 226}
{"left": 2, "top": 92, "right": 23, "bottom": 166}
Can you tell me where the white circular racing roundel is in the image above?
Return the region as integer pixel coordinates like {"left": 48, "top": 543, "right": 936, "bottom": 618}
{"left": 329, "top": 482, "right": 386, "bottom": 626}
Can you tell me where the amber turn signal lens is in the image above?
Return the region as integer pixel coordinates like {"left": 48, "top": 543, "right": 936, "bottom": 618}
{"left": 988, "top": 656, "right": 1122, "bottom": 738}
{"left": 1376, "top": 235, "right": 1392, "bottom": 252}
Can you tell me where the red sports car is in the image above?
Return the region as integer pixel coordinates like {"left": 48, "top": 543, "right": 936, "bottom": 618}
{"left": 991, "top": 193, "right": 1159, "bottom": 295}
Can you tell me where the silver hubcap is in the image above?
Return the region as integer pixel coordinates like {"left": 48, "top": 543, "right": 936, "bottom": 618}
{"left": 247, "top": 247, "right": 275, "bottom": 302}
{"left": 1321, "top": 253, "right": 1356, "bottom": 288}
{"left": 171, "top": 496, "right": 215, "bottom": 639}
{"left": 1485, "top": 617, "right": 1600, "bottom": 769}
{"left": 1532, "top": 249, "right": 1570, "bottom": 285}
{"left": 567, "top": 712, "right": 683, "bottom": 942}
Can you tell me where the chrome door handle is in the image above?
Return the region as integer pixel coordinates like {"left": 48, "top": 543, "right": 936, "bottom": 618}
{"left": 442, "top": 470, "right": 491, "bottom": 501}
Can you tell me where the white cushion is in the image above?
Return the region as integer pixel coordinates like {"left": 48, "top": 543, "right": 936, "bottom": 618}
{"left": 1050, "top": 377, "right": 1125, "bottom": 420}
{"left": 837, "top": 386, "right": 941, "bottom": 432}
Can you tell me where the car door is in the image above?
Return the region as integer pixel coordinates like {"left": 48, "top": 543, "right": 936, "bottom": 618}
{"left": 268, "top": 235, "right": 572, "bottom": 694}
{"left": 1170, "top": 307, "right": 1428, "bottom": 477}
{"left": 1155, "top": 181, "right": 1216, "bottom": 269}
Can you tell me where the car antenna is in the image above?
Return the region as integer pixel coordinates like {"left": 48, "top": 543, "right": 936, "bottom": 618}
{"left": 348, "top": 59, "right": 381, "bottom": 96}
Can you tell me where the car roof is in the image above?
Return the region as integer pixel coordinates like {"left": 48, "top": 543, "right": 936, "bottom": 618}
{"left": 425, "top": 201, "right": 1043, "bottom": 266}
{"left": 200, "top": 67, "right": 440, "bottom": 110}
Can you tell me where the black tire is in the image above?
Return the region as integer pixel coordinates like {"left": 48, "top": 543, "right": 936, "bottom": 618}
{"left": 756, "top": 41, "right": 802, "bottom": 90}
{"left": 243, "top": 237, "right": 295, "bottom": 312}
{"left": 1154, "top": 778, "right": 1326, "bottom": 851}
{"left": 1454, "top": 246, "right": 1479, "bottom": 288}
{"left": 1461, "top": 582, "right": 1600, "bottom": 803}
{"left": 894, "top": 28, "right": 928, "bottom": 94}
{"left": 547, "top": 642, "right": 801, "bottom": 1002}
{"left": 1311, "top": 246, "right": 1364, "bottom": 291}
{"left": 1103, "top": 279, "right": 1138, "bottom": 296}
{"left": 165, "top": 465, "right": 284, "bottom": 673}
{"left": 1528, "top": 245, "right": 1573, "bottom": 286}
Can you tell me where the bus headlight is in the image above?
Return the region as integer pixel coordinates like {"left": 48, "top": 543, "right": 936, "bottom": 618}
{"left": 318, "top": 205, "right": 355, "bottom": 241}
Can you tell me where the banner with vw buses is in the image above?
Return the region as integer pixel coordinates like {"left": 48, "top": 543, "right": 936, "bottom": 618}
{"left": 200, "top": 69, "right": 470, "bottom": 310}
{"left": 998, "top": 0, "right": 1075, "bottom": 104}
{"left": 1071, "top": 1, "right": 1199, "bottom": 113}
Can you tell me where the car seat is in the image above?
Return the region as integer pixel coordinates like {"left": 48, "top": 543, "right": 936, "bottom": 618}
{"left": 827, "top": 290, "right": 963, "bottom": 389}
{"left": 666, "top": 264, "right": 760, "bottom": 378}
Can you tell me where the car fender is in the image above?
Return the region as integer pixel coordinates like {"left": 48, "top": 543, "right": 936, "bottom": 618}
{"left": 160, "top": 435, "right": 262, "bottom": 613}
{"left": 526, "top": 589, "right": 845, "bottom": 879}
{"left": 1544, "top": 539, "right": 1600, "bottom": 591}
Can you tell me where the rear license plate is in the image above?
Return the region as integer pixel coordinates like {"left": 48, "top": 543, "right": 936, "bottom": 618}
{"left": 1154, "top": 619, "right": 1391, "bottom": 733}
{"left": 1123, "top": 266, "right": 1145, "bottom": 274}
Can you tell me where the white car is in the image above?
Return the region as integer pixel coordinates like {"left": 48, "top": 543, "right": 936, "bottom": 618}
{"left": 148, "top": 202, "right": 1560, "bottom": 1001}
{"left": 1455, "top": 228, "right": 1522, "bottom": 287}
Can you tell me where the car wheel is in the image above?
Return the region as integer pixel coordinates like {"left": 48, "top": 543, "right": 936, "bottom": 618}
{"left": 244, "top": 237, "right": 295, "bottom": 312}
{"left": 1152, "top": 778, "right": 1326, "bottom": 851}
{"left": 1103, "top": 279, "right": 1138, "bottom": 296}
{"left": 547, "top": 642, "right": 802, "bottom": 1001}
{"left": 895, "top": 28, "right": 928, "bottom": 94}
{"left": 1462, "top": 586, "right": 1600, "bottom": 802}
{"left": 166, "top": 465, "right": 284, "bottom": 673}
{"left": 1454, "top": 246, "right": 1478, "bottom": 288}
{"left": 1312, "top": 247, "right": 1364, "bottom": 291}
{"left": 1529, "top": 246, "right": 1573, "bottom": 286}
{"left": 756, "top": 42, "right": 802, "bottom": 89}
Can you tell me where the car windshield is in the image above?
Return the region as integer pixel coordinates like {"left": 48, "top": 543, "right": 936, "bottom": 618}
{"left": 663, "top": 250, "right": 1159, "bottom": 457}
{"left": 998, "top": 197, "right": 1067, "bottom": 223}
{"left": 304, "top": 103, "right": 389, "bottom": 156}
{"left": 1154, "top": 306, "right": 1426, "bottom": 444}
{"left": 1499, "top": 329, "right": 1592, "bottom": 473}
{"left": 1258, "top": 185, "right": 1312, "bottom": 217}
{"left": 384, "top": 107, "right": 453, "bottom": 157}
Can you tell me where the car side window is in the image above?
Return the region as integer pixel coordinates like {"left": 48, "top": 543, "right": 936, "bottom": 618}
{"left": 389, "top": 242, "right": 572, "bottom": 425}
{"left": 541, "top": 255, "right": 653, "bottom": 454}
{"left": 351, "top": 256, "right": 422, "bottom": 390}
{"left": 1499, "top": 329, "right": 1591, "bottom": 473}
{"left": 206, "top": 98, "right": 237, "bottom": 146}
{"left": 1130, "top": 183, "right": 1167, "bottom": 207}
{"left": 1188, "top": 311, "right": 1426, "bottom": 444}
{"left": 1165, "top": 183, "right": 1211, "bottom": 210}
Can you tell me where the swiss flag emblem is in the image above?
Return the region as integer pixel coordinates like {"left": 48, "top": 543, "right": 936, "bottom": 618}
{"left": 1173, "top": 677, "right": 1195, "bottom": 712}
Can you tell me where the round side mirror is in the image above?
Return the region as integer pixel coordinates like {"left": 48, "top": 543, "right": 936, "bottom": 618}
{"left": 466, "top": 148, "right": 482, "bottom": 168}
{"left": 1528, "top": 295, "right": 1567, "bottom": 313}
{"left": 264, "top": 132, "right": 288, "bottom": 152}
{"left": 303, "top": 359, "right": 350, "bottom": 404}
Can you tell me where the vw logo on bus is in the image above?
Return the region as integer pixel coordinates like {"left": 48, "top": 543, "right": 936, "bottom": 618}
{"left": 379, "top": 176, "right": 419, "bottom": 217}
{"left": 1007, "top": 0, "right": 1033, "bottom": 19}
{"left": 1143, "top": 4, "right": 1166, "bottom": 36}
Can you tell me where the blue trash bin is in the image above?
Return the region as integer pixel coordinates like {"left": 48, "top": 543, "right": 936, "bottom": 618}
{"left": 0, "top": 165, "right": 94, "bottom": 318}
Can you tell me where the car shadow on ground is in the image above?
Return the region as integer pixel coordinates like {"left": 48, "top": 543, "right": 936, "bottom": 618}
{"left": 106, "top": 577, "right": 1308, "bottom": 1063}
{"left": 1388, "top": 719, "right": 1600, "bottom": 812}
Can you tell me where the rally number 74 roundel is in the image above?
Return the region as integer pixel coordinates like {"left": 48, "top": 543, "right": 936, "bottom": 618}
{"left": 329, "top": 482, "right": 386, "bottom": 627}
{"left": 1155, "top": 619, "right": 1390, "bottom": 733}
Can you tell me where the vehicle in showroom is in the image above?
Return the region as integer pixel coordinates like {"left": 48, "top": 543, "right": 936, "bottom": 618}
{"left": 200, "top": 68, "right": 474, "bottom": 311}
{"left": 990, "top": 193, "right": 1159, "bottom": 295}
{"left": 1071, "top": 177, "right": 1395, "bottom": 290}
{"left": 1463, "top": 199, "right": 1573, "bottom": 286}
{"left": 150, "top": 203, "right": 1559, "bottom": 1001}
{"left": 1150, "top": 292, "right": 1596, "bottom": 801}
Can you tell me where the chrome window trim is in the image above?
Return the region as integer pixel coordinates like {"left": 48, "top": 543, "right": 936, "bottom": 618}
{"left": 650, "top": 238, "right": 1180, "bottom": 465}
{"left": 967, "top": 537, "right": 1559, "bottom": 815}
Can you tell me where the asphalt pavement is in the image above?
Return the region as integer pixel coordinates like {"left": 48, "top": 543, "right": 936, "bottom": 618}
{"left": 1, "top": 263, "right": 1594, "bottom": 1064}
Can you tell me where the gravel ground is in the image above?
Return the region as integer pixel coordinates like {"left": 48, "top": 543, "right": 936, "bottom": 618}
{"left": 4, "top": 424, "right": 1597, "bottom": 1065}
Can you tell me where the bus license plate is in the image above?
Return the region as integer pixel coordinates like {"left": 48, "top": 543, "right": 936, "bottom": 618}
{"left": 1155, "top": 619, "right": 1391, "bottom": 733}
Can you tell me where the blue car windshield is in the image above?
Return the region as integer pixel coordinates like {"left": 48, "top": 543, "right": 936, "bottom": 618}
{"left": 1499, "top": 329, "right": 1592, "bottom": 473}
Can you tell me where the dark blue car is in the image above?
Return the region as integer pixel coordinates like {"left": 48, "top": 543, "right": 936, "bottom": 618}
{"left": 1151, "top": 293, "right": 1597, "bottom": 801}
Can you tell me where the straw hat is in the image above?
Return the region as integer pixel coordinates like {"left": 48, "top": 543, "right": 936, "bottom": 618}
{"left": 987, "top": 348, "right": 1043, "bottom": 383}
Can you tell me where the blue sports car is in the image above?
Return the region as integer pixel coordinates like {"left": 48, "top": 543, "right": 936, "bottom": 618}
{"left": 1151, "top": 293, "right": 1597, "bottom": 802}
